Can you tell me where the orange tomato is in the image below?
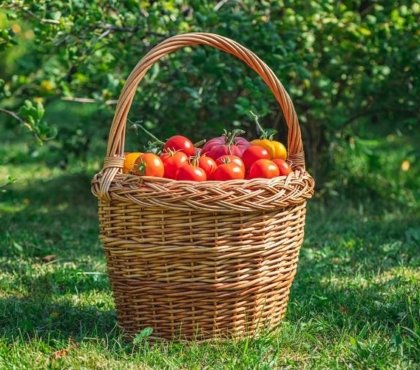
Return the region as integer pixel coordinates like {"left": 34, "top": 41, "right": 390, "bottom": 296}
{"left": 123, "top": 152, "right": 142, "bottom": 173}
{"left": 133, "top": 153, "right": 164, "bottom": 177}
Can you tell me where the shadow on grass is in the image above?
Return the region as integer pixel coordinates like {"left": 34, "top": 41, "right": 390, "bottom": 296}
{"left": 0, "top": 295, "right": 118, "bottom": 342}
{"left": 0, "top": 172, "right": 101, "bottom": 259}
{"left": 0, "top": 172, "right": 121, "bottom": 343}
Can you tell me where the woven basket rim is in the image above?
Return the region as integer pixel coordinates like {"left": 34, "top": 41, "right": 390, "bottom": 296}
{"left": 92, "top": 168, "right": 314, "bottom": 213}
{"left": 92, "top": 167, "right": 313, "bottom": 187}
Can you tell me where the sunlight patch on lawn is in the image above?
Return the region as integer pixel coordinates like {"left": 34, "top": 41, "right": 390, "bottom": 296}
{"left": 319, "top": 266, "right": 419, "bottom": 290}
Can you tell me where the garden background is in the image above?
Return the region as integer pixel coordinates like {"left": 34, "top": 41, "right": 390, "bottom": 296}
{"left": 0, "top": 1, "right": 419, "bottom": 368}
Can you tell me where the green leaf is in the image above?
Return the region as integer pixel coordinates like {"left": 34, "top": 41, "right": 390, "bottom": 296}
{"left": 358, "top": 27, "right": 372, "bottom": 36}
{"left": 133, "top": 327, "right": 153, "bottom": 344}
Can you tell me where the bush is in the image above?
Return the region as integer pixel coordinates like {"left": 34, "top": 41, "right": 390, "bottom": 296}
{"left": 0, "top": 1, "right": 418, "bottom": 204}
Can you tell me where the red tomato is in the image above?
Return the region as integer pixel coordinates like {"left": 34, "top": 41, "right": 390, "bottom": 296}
{"left": 177, "top": 164, "right": 207, "bottom": 181}
{"left": 248, "top": 159, "right": 279, "bottom": 179}
{"left": 160, "top": 151, "right": 188, "bottom": 179}
{"left": 133, "top": 153, "right": 164, "bottom": 177}
{"left": 164, "top": 135, "right": 195, "bottom": 156}
{"left": 216, "top": 155, "right": 245, "bottom": 173}
{"left": 272, "top": 159, "right": 292, "bottom": 176}
{"left": 198, "top": 156, "right": 217, "bottom": 179}
{"left": 213, "top": 163, "right": 245, "bottom": 181}
{"left": 242, "top": 146, "right": 270, "bottom": 169}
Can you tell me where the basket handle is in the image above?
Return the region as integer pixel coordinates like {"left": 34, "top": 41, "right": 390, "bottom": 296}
{"left": 99, "top": 32, "right": 305, "bottom": 199}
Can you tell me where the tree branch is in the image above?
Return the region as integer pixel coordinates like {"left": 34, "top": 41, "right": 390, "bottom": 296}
{"left": 4, "top": 5, "right": 60, "bottom": 25}
{"left": 0, "top": 107, "right": 33, "bottom": 132}
{"left": 61, "top": 97, "right": 117, "bottom": 105}
{"left": 0, "top": 107, "right": 23, "bottom": 123}
{"left": 214, "top": 0, "right": 230, "bottom": 11}
{"left": 97, "top": 24, "right": 166, "bottom": 38}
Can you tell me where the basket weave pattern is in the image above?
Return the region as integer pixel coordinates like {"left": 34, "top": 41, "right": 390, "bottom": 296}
{"left": 92, "top": 33, "right": 314, "bottom": 340}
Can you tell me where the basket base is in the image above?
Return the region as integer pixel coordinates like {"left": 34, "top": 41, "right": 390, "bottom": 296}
{"left": 111, "top": 276, "right": 293, "bottom": 341}
{"left": 99, "top": 201, "right": 308, "bottom": 341}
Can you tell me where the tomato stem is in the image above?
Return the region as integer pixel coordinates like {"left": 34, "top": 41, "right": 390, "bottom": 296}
{"left": 137, "top": 161, "right": 147, "bottom": 176}
{"left": 190, "top": 151, "right": 200, "bottom": 166}
{"left": 194, "top": 139, "right": 206, "bottom": 147}
{"left": 250, "top": 111, "right": 277, "bottom": 140}
{"left": 224, "top": 129, "right": 245, "bottom": 147}
{"left": 136, "top": 124, "right": 165, "bottom": 145}
{"left": 144, "top": 141, "right": 162, "bottom": 154}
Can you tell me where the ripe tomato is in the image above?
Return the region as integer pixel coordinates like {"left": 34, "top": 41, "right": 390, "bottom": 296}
{"left": 248, "top": 159, "right": 279, "bottom": 179}
{"left": 251, "top": 139, "right": 287, "bottom": 159}
{"left": 216, "top": 155, "right": 245, "bottom": 173}
{"left": 164, "top": 135, "right": 195, "bottom": 157}
{"left": 123, "top": 152, "right": 143, "bottom": 174}
{"left": 198, "top": 156, "right": 217, "bottom": 179}
{"left": 213, "top": 163, "right": 245, "bottom": 181}
{"left": 272, "top": 159, "right": 292, "bottom": 176}
{"left": 133, "top": 153, "right": 164, "bottom": 177}
{"left": 177, "top": 164, "right": 207, "bottom": 181}
{"left": 160, "top": 151, "right": 188, "bottom": 179}
{"left": 201, "top": 132, "right": 250, "bottom": 159}
{"left": 271, "top": 141, "right": 287, "bottom": 159}
{"left": 242, "top": 146, "right": 270, "bottom": 169}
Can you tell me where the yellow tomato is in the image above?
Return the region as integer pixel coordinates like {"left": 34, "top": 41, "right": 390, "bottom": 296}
{"left": 271, "top": 141, "right": 287, "bottom": 160}
{"left": 251, "top": 139, "right": 287, "bottom": 159}
{"left": 123, "top": 152, "right": 142, "bottom": 173}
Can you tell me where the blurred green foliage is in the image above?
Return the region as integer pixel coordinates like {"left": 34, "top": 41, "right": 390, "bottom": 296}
{"left": 0, "top": 0, "right": 418, "bottom": 206}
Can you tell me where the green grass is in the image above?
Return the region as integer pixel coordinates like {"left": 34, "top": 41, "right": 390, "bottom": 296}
{"left": 0, "top": 138, "right": 419, "bottom": 369}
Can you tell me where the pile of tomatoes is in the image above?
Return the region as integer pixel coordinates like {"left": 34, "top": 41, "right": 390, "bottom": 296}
{"left": 123, "top": 130, "right": 292, "bottom": 181}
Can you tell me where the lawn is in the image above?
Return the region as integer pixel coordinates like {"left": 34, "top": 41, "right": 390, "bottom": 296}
{"left": 0, "top": 137, "right": 419, "bottom": 369}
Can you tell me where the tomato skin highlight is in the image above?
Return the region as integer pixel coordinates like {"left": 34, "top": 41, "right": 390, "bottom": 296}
{"left": 176, "top": 164, "right": 207, "bottom": 181}
{"left": 242, "top": 146, "right": 270, "bottom": 169}
{"left": 272, "top": 159, "right": 292, "bottom": 176}
{"left": 164, "top": 135, "right": 195, "bottom": 156}
{"left": 198, "top": 156, "right": 217, "bottom": 179}
{"left": 161, "top": 151, "right": 188, "bottom": 179}
{"left": 133, "top": 153, "right": 164, "bottom": 177}
{"left": 215, "top": 155, "right": 245, "bottom": 173}
{"left": 213, "top": 163, "right": 245, "bottom": 181}
{"left": 248, "top": 159, "right": 280, "bottom": 179}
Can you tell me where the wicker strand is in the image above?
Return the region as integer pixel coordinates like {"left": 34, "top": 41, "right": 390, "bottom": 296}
{"left": 92, "top": 170, "right": 314, "bottom": 212}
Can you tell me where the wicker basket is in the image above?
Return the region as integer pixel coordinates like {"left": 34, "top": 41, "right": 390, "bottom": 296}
{"left": 91, "top": 33, "right": 314, "bottom": 340}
